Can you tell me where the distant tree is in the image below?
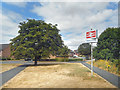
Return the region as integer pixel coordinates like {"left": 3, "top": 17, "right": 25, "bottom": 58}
{"left": 59, "top": 45, "right": 70, "bottom": 57}
{"left": 57, "top": 45, "right": 70, "bottom": 61}
{"left": 10, "top": 19, "right": 63, "bottom": 65}
{"left": 78, "top": 43, "right": 91, "bottom": 55}
{"left": 93, "top": 27, "right": 120, "bottom": 60}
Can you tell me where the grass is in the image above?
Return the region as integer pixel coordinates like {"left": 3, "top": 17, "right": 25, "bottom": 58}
{"left": 60, "top": 63, "right": 104, "bottom": 81}
{"left": 87, "top": 60, "right": 120, "bottom": 76}
{"left": 2, "top": 63, "right": 116, "bottom": 88}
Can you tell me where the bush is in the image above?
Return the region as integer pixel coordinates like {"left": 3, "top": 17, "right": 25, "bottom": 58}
{"left": 1, "top": 57, "right": 11, "bottom": 60}
{"left": 68, "top": 58, "right": 83, "bottom": 61}
{"left": 93, "top": 59, "right": 120, "bottom": 75}
{"left": 56, "top": 57, "right": 68, "bottom": 62}
{"left": 110, "top": 59, "right": 119, "bottom": 67}
{"left": 1, "top": 58, "right": 7, "bottom": 60}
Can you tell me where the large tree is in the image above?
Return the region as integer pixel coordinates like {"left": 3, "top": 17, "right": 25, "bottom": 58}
{"left": 10, "top": 19, "right": 63, "bottom": 65}
{"left": 93, "top": 27, "right": 120, "bottom": 60}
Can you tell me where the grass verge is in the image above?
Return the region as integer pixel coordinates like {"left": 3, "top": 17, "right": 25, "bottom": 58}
{"left": 2, "top": 63, "right": 116, "bottom": 88}
{"left": 0, "top": 64, "right": 22, "bottom": 73}
{"left": 87, "top": 60, "right": 120, "bottom": 76}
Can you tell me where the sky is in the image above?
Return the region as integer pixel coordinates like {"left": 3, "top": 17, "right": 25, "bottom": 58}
{"left": 0, "top": 0, "right": 119, "bottom": 50}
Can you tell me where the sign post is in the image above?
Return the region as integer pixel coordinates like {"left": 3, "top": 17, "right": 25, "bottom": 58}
{"left": 86, "top": 29, "right": 98, "bottom": 76}
{"left": 91, "top": 42, "right": 93, "bottom": 76}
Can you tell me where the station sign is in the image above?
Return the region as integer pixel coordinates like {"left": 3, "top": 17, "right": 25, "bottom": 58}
{"left": 86, "top": 30, "right": 97, "bottom": 39}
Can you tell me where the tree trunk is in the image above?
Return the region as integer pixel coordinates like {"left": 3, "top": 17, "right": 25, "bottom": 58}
{"left": 34, "top": 57, "right": 37, "bottom": 65}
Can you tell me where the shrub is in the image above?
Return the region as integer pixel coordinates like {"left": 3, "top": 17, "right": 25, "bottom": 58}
{"left": 1, "top": 57, "right": 11, "bottom": 60}
{"left": 56, "top": 57, "right": 68, "bottom": 62}
{"left": 110, "top": 59, "right": 119, "bottom": 67}
{"left": 68, "top": 58, "right": 83, "bottom": 61}
{"left": 93, "top": 59, "right": 120, "bottom": 75}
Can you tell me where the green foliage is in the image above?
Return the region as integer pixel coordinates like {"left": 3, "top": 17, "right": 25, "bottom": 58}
{"left": 54, "top": 45, "right": 70, "bottom": 62}
{"left": 93, "top": 27, "right": 120, "bottom": 60}
{"left": 88, "top": 60, "right": 120, "bottom": 75}
{"left": 57, "top": 45, "right": 70, "bottom": 57}
{"left": 68, "top": 58, "right": 83, "bottom": 61}
{"left": 10, "top": 19, "right": 63, "bottom": 63}
{"left": 1, "top": 57, "right": 12, "bottom": 60}
{"left": 56, "top": 57, "right": 69, "bottom": 62}
{"left": 78, "top": 43, "right": 91, "bottom": 55}
{"left": 99, "top": 49, "right": 113, "bottom": 60}
{"left": 110, "top": 59, "right": 120, "bottom": 67}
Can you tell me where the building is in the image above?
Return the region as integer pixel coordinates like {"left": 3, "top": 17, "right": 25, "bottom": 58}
{"left": 74, "top": 50, "right": 79, "bottom": 56}
{"left": 0, "top": 44, "right": 11, "bottom": 58}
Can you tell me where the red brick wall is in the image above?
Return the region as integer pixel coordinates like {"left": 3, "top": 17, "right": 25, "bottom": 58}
{"left": 2, "top": 45, "right": 11, "bottom": 58}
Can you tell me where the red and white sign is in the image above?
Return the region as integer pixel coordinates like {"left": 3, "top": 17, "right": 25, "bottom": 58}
{"left": 86, "top": 30, "right": 96, "bottom": 39}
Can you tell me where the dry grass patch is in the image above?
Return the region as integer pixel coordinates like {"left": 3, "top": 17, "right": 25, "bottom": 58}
{"left": 0, "top": 64, "right": 22, "bottom": 73}
{"left": 2, "top": 63, "right": 116, "bottom": 88}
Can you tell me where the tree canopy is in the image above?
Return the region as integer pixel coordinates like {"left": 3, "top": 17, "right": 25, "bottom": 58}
{"left": 93, "top": 27, "right": 120, "bottom": 60}
{"left": 57, "top": 45, "right": 70, "bottom": 57}
{"left": 78, "top": 43, "right": 91, "bottom": 55}
{"left": 10, "top": 19, "right": 64, "bottom": 65}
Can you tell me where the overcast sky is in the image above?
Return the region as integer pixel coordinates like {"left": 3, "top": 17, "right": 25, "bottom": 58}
{"left": 0, "top": 0, "right": 118, "bottom": 50}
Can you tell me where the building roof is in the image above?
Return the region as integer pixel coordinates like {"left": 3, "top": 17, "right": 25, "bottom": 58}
{"left": 0, "top": 44, "right": 10, "bottom": 51}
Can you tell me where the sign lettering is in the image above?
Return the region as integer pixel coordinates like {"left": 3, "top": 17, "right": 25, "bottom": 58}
{"left": 86, "top": 30, "right": 96, "bottom": 39}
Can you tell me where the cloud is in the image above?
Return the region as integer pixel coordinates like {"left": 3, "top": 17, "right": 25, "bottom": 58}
{"left": 2, "top": 0, "right": 119, "bottom": 2}
{"left": 0, "top": 9, "right": 23, "bottom": 44}
{"left": 2, "top": 0, "right": 30, "bottom": 2}
{"left": 31, "top": 2, "right": 118, "bottom": 50}
{"left": 4, "top": 2, "right": 27, "bottom": 8}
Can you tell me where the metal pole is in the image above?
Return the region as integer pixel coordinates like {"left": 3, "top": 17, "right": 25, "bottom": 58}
{"left": 91, "top": 42, "right": 93, "bottom": 76}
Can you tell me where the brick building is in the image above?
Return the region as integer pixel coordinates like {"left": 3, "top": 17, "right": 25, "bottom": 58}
{"left": 0, "top": 44, "right": 11, "bottom": 58}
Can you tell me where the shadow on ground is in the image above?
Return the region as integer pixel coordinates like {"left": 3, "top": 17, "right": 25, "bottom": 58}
{"left": 24, "top": 63, "right": 65, "bottom": 67}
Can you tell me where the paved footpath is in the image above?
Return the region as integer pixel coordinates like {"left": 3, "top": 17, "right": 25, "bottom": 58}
{"left": 0, "top": 64, "right": 28, "bottom": 87}
{"left": 0, "top": 60, "right": 33, "bottom": 87}
{"left": 81, "top": 61, "right": 120, "bottom": 88}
